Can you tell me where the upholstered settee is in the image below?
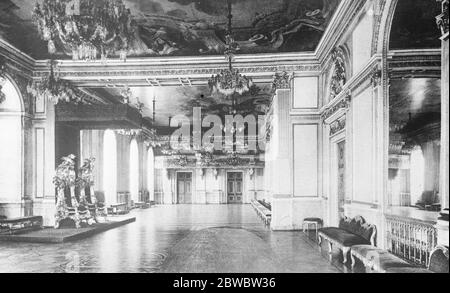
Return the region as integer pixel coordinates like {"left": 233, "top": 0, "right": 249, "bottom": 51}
{"left": 351, "top": 245, "right": 449, "bottom": 273}
{"left": 318, "top": 216, "right": 376, "bottom": 264}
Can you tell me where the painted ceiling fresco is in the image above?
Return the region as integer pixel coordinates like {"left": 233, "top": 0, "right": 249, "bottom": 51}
{"left": 389, "top": 0, "right": 441, "bottom": 50}
{"left": 89, "top": 83, "right": 273, "bottom": 127}
{"left": 0, "top": 0, "right": 340, "bottom": 59}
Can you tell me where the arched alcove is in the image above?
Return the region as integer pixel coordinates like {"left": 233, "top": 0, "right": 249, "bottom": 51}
{"left": 147, "top": 147, "right": 155, "bottom": 202}
{"left": 103, "top": 130, "right": 117, "bottom": 205}
{"left": 0, "top": 75, "right": 24, "bottom": 216}
{"left": 129, "top": 139, "right": 139, "bottom": 204}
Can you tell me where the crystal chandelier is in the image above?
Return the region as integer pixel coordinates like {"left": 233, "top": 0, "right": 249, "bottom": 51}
{"left": 208, "top": 0, "right": 253, "bottom": 97}
{"left": 32, "top": 0, "right": 136, "bottom": 61}
{"left": 27, "top": 60, "right": 83, "bottom": 105}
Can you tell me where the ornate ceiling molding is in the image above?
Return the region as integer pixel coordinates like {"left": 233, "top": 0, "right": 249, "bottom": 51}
{"left": 32, "top": 59, "right": 321, "bottom": 87}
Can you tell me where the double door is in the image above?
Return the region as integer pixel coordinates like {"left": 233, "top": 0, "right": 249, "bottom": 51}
{"left": 227, "top": 172, "right": 243, "bottom": 204}
{"left": 177, "top": 172, "right": 192, "bottom": 204}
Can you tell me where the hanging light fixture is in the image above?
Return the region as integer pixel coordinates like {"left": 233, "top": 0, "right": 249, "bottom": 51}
{"left": 32, "top": 0, "right": 136, "bottom": 61}
{"left": 208, "top": 0, "right": 254, "bottom": 98}
{"left": 27, "top": 60, "right": 83, "bottom": 105}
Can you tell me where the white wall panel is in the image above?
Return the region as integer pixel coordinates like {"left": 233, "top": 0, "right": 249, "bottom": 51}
{"left": 293, "top": 76, "right": 319, "bottom": 109}
{"left": 352, "top": 88, "right": 374, "bottom": 203}
{"left": 293, "top": 124, "right": 318, "bottom": 197}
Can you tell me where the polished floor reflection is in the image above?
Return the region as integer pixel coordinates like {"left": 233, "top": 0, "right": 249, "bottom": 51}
{"left": 0, "top": 205, "right": 346, "bottom": 273}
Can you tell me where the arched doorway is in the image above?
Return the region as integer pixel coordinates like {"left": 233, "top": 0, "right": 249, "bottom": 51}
{"left": 147, "top": 147, "right": 154, "bottom": 202}
{"left": 129, "top": 139, "right": 139, "bottom": 204}
{"left": 0, "top": 75, "right": 24, "bottom": 217}
{"left": 103, "top": 130, "right": 117, "bottom": 205}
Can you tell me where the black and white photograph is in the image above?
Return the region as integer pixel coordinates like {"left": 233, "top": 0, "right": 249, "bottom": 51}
{"left": 0, "top": 0, "right": 448, "bottom": 280}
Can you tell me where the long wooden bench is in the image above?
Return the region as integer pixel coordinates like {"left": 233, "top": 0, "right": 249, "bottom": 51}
{"left": 0, "top": 216, "right": 43, "bottom": 235}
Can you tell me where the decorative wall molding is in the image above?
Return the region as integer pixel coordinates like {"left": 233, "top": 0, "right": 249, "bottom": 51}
{"left": 329, "top": 46, "right": 348, "bottom": 100}
{"left": 271, "top": 71, "right": 293, "bottom": 91}
{"left": 330, "top": 117, "right": 347, "bottom": 136}
{"left": 166, "top": 153, "right": 263, "bottom": 169}
{"left": 371, "top": 0, "right": 388, "bottom": 55}
{"left": 436, "top": 0, "right": 449, "bottom": 37}
{"left": 322, "top": 93, "right": 351, "bottom": 123}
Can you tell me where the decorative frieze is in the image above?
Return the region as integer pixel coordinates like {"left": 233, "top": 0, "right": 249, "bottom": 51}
{"left": 322, "top": 93, "right": 351, "bottom": 122}
{"left": 330, "top": 118, "right": 346, "bottom": 136}
{"left": 436, "top": 0, "right": 449, "bottom": 36}
{"left": 166, "top": 152, "right": 263, "bottom": 169}
{"left": 271, "top": 71, "right": 293, "bottom": 91}
{"left": 33, "top": 64, "right": 321, "bottom": 81}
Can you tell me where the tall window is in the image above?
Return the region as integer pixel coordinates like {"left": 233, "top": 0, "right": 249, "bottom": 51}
{"left": 0, "top": 77, "right": 22, "bottom": 211}
{"left": 129, "top": 139, "right": 139, "bottom": 203}
{"left": 103, "top": 130, "right": 117, "bottom": 205}
{"left": 147, "top": 147, "right": 154, "bottom": 201}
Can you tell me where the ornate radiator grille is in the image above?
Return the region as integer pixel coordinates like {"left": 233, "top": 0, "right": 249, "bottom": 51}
{"left": 386, "top": 215, "right": 437, "bottom": 266}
